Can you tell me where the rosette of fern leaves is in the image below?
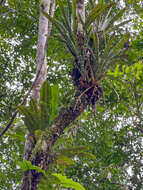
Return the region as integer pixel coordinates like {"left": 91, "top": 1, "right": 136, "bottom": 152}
{"left": 43, "top": 0, "right": 131, "bottom": 84}
{"left": 18, "top": 81, "right": 59, "bottom": 139}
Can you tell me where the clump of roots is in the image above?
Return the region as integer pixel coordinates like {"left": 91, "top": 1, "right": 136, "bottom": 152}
{"left": 71, "top": 67, "right": 103, "bottom": 114}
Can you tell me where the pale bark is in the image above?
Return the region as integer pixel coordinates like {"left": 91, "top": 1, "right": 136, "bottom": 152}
{"left": 76, "top": 0, "right": 85, "bottom": 34}
{"left": 32, "top": 0, "right": 51, "bottom": 103}
{"left": 21, "top": 0, "right": 55, "bottom": 189}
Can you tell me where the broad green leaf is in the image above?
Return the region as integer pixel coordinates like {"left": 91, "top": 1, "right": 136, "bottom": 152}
{"left": 29, "top": 98, "right": 38, "bottom": 112}
{"left": 40, "top": 81, "right": 51, "bottom": 107}
{"left": 52, "top": 173, "right": 85, "bottom": 190}
{"left": 18, "top": 160, "right": 46, "bottom": 177}
{"left": 50, "top": 84, "right": 59, "bottom": 120}
{"left": 39, "top": 101, "right": 50, "bottom": 129}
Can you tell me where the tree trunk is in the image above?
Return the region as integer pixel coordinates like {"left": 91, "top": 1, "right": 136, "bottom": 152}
{"left": 21, "top": 0, "right": 88, "bottom": 189}
{"left": 21, "top": 0, "right": 54, "bottom": 189}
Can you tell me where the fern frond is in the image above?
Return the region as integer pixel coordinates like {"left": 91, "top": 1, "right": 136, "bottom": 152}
{"left": 42, "top": 11, "right": 78, "bottom": 57}
{"left": 107, "top": 19, "right": 132, "bottom": 33}
{"left": 18, "top": 106, "right": 35, "bottom": 126}
{"left": 57, "top": 0, "right": 75, "bottom": 43}
{"left": 107, "top": 8, "right": 126, "bottom": 29}
{"left": 18, "top": 106, "right": 40, "bottom": 134}
{"left": 55, "top": 146, "right": 96, "bottom": 162}
{"left": 85, "top": 3, "right": 115, "bottom": 28}
{"left": 57, "top": 146, "right": 89, "bottom": 157}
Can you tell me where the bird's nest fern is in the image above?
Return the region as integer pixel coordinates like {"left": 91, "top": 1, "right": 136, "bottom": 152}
{"left": 18, "top": 81, "right": 59, "bottom": 139}
{"left": 43, "top": 0, "right": 131, "bottom": 83}
{"left": 43, "top": 0, "right": 131, "bottom": 111}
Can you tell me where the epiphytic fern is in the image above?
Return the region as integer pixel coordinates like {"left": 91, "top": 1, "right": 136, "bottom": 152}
{"left": 43, "top": 0, "right": 131, "bottom": 83}
{"left": 18, "top": 81, "right": 59, "bottom": 137}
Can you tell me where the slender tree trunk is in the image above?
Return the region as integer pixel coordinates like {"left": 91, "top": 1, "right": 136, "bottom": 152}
{"left": 21, "top": 0, "right": 55, "bottom": 189}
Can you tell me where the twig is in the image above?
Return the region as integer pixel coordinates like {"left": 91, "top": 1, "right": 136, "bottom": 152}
{"left": 105, "top": 79, "right": 120, "bottom": 102}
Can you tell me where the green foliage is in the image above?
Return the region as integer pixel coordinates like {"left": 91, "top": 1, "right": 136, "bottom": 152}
{"left": 18, "top": 160, "right": 85, "bottom": 190}
{"left": 107, "top": 60, "right": 143, "bottom": 81}
{"left": 55, "top": 146, "right": 96, "bottom": 160}
{"left": 18, "top": 81, "right": 59, "bottom": 136}
{"left": 53, "top": 145, "right": 96, "bottom": 173}
{"left": 52, "top": 173, "right": 85, "bottom": 190}
{"left": 38, "top": 171, "right": 86, "bottom": 190}
{"left": 0, "top": 121, "right": 25, "bottom": 189}
{"left": 43, "top": 0, "right": 131, "bottom": 82}
{"left": 18, "top": 160, "right": 46, "bottom": 177}
{"left": 1, "top": 0, "right": 143, "bottom": 189}
{"left": 0, "top": 0, "right": 38, "bottom": 123}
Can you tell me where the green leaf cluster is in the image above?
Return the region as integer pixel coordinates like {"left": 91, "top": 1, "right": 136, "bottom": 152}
{"left": 52, "top": 173, "right": 85, "bottom": 190}
{"left": 54, "top": 145, "right": 96, "bottom": 170}
{"left": 18, "top": 160, "right": 85, "bottom": 190}
{"left": 18, "top": 160, "right": 46, "bottom": 177}
{"left": 18, "top": 81, "right": 59, "bottom": 137}
{"left": 107, "top": 60, "right": 143, "bottom": 80}
{"left": 43, "top": 0, "right": 131, "bottom": 82}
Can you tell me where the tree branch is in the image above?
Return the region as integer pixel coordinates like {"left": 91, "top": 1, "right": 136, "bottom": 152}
{"left": 29, "top": 91, "right": 90, "bottom": 188}
{"left": 22, "top": 92, "right": 90, "bottom": 188}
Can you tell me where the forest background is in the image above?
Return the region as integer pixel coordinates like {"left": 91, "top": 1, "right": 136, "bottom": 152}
{"left": 0, "top": 0, "right": 143, "bottom": 189}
